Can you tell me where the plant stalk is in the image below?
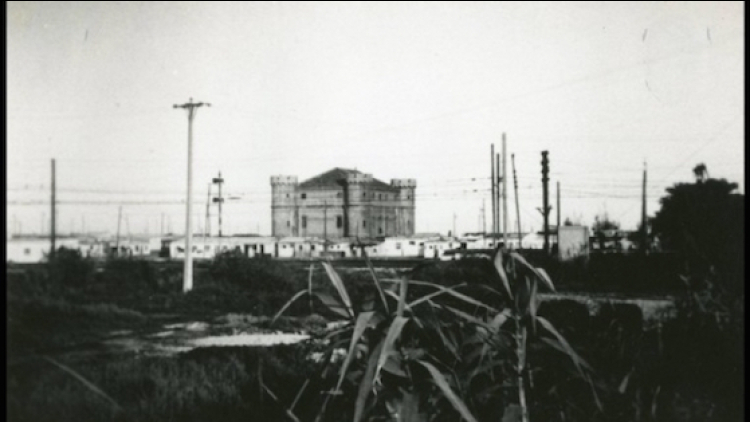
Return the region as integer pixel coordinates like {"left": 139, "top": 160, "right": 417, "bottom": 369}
{"left": 515, "top": 313, "right": 530, "bottom": 422}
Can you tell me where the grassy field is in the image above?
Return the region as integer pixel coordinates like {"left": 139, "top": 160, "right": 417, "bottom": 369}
{"left": 6, "top": 249, "right": 743, "bottom": 422}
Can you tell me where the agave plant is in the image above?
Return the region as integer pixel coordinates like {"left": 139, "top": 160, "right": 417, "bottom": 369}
{"left": 273, "top": 247, "right": 597, "bottom": 422}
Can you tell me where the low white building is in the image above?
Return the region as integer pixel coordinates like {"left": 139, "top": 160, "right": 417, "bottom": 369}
{"left": 422, "top": 238, "right": 462, "bottom": 259}
{"left": 7, "top": 237, "right": 80, "bottom": 263}
{"left": 365, "top": 237, "right": 430, "bottom": 258}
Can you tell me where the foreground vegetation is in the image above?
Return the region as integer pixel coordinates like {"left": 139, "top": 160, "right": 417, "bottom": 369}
{"left": 6, "top": 247, "right": 743, "bottom": 421}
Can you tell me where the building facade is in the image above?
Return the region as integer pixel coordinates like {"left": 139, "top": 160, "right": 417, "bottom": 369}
{"left": 271, "top": 168, "right": 416, "bottom": 239}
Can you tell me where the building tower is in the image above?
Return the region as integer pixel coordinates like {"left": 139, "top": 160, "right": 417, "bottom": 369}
{"left": 391, "top": 179, "right": 417, "bottom": 236}
{"left": 270, "top": 175, "right": 299, "bottom": 237}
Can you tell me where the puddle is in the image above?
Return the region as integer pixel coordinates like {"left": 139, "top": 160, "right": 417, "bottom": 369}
{"left": 189, "top": 332, "right": 310, "bottom": 347}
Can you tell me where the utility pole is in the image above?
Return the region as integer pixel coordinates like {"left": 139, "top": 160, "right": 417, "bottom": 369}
{"left": 453, "top": 213, "right": 456, "bottom": 238}
{"left": 557, "top": 181, "right": 561, "bottom": 231}
{"left": 491, "top": 144, "right": 496, "bottom": 235}
{"left": 512, "top": 154, "right": 522, "bottom": 248}
{"left": 50, "top": 159, "right": 56, "bottom": 260}
{"left": 323, "top": 200, "right": 328, "bottom": 252}
{"left": 502, "top": 133, "right": 508, "bottom": 249}
{"left": 161, "top": 213, "right": 165, "bottom": 236}
{"left": 496, "top": 153, "right": 501, "bottom": 241}
{"left": 205, "top": 182, "right": 212, "bottom": 237}
{"left": 481, "top": 198, "right": 486, "bottom": 235}
{"left": 641, "top": 161, "right": 648, "bottom": 253}
{"left": 115, "top": 206, "right": 122, "bottom": 257}
{"left": 174, "top": 98, "right": 210, "bottom": 293}
{"left": 213, "top": 172, "right": 224, "bottom": 237}
{"left": 539, "top": 151, "right": 551, "bottom": 255}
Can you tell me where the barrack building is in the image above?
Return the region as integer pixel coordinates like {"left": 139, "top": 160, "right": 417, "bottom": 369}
{"left": 271, "top": 168, "right": 416, "bottom": 239}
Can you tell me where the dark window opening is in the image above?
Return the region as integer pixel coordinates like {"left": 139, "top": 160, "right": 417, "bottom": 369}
{"left": 301, "top": 193, "right": 306, "bottom": 199}
{"left": 379, "top": 227, "right": 383, "bottom": 234}
{"left": 287, "top": 220, "right": 290, "bottom": 228}
{"left": 336, "top": 216, "right": 343, "bottom": 228}
{"left": 301, "top": 216, "right": 307, "bottom": 228}
{"left": 363, "top": 220, "right": 367, "bottom": 228}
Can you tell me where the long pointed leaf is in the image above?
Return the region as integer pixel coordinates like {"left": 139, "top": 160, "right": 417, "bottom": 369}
{"left": 417, "top": 360, "right": 479, "bottom": 422}
{"left": 407, "top": 283, "right": 468, "bottom": 309}
{"left": 272, "top": 289, "right": 308, "bottom": 323}
{"left": 493, "top": 249, "right": 514, "bottom": 300}
{"left": 335, "top": 311, "right": 375, "bottom": 392}
{"left": 322, "top": 261, "right": 354, "bottom": 318}
{"left": 44, "top": 357, "right": 122, "bottom": 412}
{"left": 315, "top": 292, "right": 352, "bottom": 319}
{"left": 510, "top": 252, "right": 555, "bottom": 291}
{"left": 374, "top": 316, "right": 409, "bottom": 385}
{"left": 354, "top": 340, "right": 384, "bottom": 422}
{"left": 361, "top": 246, "right": 390, "bottom": 314}
{"left": 537, "top": 316, "right": 592, "bottom": 374}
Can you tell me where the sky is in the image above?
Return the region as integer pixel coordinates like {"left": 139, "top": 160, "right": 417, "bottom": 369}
{"left": 7, "top": 1, "right": 744, "bottom": 238}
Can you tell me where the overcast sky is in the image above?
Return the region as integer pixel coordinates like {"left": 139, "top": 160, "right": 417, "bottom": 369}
{"left": 7, "top": 1, "right": 744, "bottom": 237}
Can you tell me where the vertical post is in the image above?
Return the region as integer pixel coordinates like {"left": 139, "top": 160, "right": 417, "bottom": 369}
{"left": 557, "top": 181, "right": 561, "bottom": 230}
{"left": 323, "top": 200, "right": 328, "bottom": 252}
{"left": 496, "top": 153, "right": 501, "bottom": 243}
{"left": 491, "top": 144, "right": 496, "bottom": 235}
{"left": 213, "top": 172, "right": 224, "bottom": 237}
{"left": 502, "top": 133, "right": 508, "bottom": 249}
{"left": 541, "top": 151, "right": 550, "bottom": 255}
{"left": 641, "top": 161, "right": 648, "bottom": 253}
{"left": 174, "top": 98, "right": 210, "bottom": 293}
{"left": 161, "top": 213, "right": 165, "bottom": 236}
{"left": 512, "top": 154, "right": 522, "bottom": 249}
{"left": 50, "top": 159, "right": 56, "bottom": 260}
{"left": 205, "top": 183, "right": 212, "bottom": 237}
{"left": 481, "top": 198, "right": 486, "bottom": 235}
{"left": 453, "top": 213, "right": 456, "bottom": 238}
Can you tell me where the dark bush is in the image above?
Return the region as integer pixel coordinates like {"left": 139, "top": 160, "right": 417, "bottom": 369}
{"left": 47, "top": 247, "right": 95, "bottom": 288}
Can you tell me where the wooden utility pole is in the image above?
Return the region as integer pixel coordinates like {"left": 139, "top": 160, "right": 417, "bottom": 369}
{"left": 50, "top": 159, "right": 56, "bottom": 260}
{"left": 482, "top": 198, "right": 486, "bottom": 235}
{"left": 512, "top": 154, "right": 522, "bottom": 248}
{"left": 641, "top": 162, "right": 648, "bottom": 253}
{"left": 539, "top": 151, "right": 551, "bottom": 255}
{"left": 491, "top": 144, "right": 496, "bottom": 235}
{"left": 496, "top": 152, "right": 501, "bottom": 241}
{"left": 323, "top": 200, "right": 328, "bottom": 252}
{"left": 205, "top": 182, "right": 212, "bottom": 237}
{"left": 213, "top": 172, "right": 224, "bottom": 237}
{"left": 174, "top": 98, "right": 210, "bottom": 293}
{"left": 557, "top": 181, "right": 561, "bottom": 230}
{"left": 502, "top": 133, "right": 508, "bottom": 248}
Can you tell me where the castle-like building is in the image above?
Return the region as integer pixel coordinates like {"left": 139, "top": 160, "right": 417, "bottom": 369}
{"left": 271, "top": 168, "right": 416, "bottom": 239}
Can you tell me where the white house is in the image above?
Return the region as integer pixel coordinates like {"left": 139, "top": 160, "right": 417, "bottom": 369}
{"left": 422, "top": 238, "right": 462, "bottom": 259}
{"left": 7, "top": 237, "right": 80, "bottom": 263}
{"left": 365, "top": 237, "right": 430, "bottom": 258}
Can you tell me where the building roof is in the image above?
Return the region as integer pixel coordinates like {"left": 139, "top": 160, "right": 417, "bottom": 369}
{"left": 298, "top": 167, "right": 395, "bottom": 191}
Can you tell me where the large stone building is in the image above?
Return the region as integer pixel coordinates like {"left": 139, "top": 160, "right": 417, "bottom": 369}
{"left": 271, "top": 168, "right": 416, "bottom": 239}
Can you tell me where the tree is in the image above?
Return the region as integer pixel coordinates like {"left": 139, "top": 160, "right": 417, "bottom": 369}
{"left": 592, "top": 213, "right": 620, "bottom": 251}
{"left": 651, "top": 167, "right": 743, "bottom": 289}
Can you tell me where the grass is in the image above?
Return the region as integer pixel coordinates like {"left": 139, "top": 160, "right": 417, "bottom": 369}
{"left": 7, "top": 345, "right": 318, "bottom": 422}
{"left": 6, "top": 249, "right": 743, "bottom": 422}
